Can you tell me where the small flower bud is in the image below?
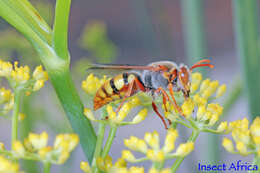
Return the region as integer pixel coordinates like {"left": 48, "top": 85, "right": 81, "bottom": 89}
{"left": 217, "top": 121, "right": 228, "bottom": 133}
{"left": 222, "top": 137, "right": 234, "bottom": 153}
{"left": 174, "top": 142, "right": 194, "bottom": 157}
{"left": 121, "top": 150, "right": 136, "bottom": 162}
{"left": 216, "top": 84, "right": 226, "bottom": 98}
{"left": 132, "top": 108, "right": 148, "bottom": 124}
{"left": 144, "top": 131, "right": 160, "bottom": 150}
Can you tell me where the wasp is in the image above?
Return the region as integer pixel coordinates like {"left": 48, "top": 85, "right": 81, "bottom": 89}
{"left": 89, "top": 59, "right": 213, "bottom": 129}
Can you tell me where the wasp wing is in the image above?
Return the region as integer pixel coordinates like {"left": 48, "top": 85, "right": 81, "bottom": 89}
{"left": 86, "top": 63, "right": 156, "bottom": 77}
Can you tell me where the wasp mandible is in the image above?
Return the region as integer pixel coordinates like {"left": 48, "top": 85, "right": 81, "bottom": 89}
{"left": 89, "top": 59, "right": 214, "bottom": 129}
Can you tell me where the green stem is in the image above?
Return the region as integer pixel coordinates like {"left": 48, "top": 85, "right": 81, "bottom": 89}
{"left": 48, "top": 68, "right": 96, "bottom": 162}
{"left": 171, "top": 130, "right": 200, "bottom": 173}
{"left": 11, "top": 90, "right": 21, "bottom": 149}
{"left": 181, "top": 0, "right": 207, "bottom": 74}
{"left": 101, "top": 126, "right": 117, "bottom": 158}
{"left": 43, "top": 162, "right": 51, "bottom": 173}
{"left": 153, "top": 161, "right": 165, "bottom": 171}
{"left": 53, "top": 0, "right": 71, "bottom": 59}
{"left": 92, "top": 109, "right": 107, "bottom": 173}
{"left": 249, "top": 156, "right": 260, "bottom": 173}
{"left": 232, "top": 0, "right": 260, "bottom": 120}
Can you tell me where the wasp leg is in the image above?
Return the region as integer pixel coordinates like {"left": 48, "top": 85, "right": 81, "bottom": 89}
{"left": 152, "top": 102, "right": 168, "bottom": 129}
{"left": 115, "top": 81, "right": 135, "bottom": 113}
{"left": 155, "top": 87, "right": 184, "bottom": 116}
{"left": 162, "top": 94, "right": 168, "bottom": 112}
{"left": 168, "top": 84, "right": 184, "bottom": 116}
{"left": 115, "top": 78, "right": 146, "bottom": 113}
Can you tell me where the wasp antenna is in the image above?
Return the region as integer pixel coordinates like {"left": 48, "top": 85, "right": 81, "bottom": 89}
{"left": 190, "top": 63, "right": 214, "bottom": 71}
{"left": 192, "top": 59, "right": 211, "bottom": 67}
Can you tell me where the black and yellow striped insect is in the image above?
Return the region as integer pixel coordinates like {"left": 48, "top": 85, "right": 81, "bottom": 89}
{"left": 89, "top": 59, "right": 213, "bottom": 129}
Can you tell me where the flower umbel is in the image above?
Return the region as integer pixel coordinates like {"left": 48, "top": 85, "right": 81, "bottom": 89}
{"left": 222, "top": 117, "right": 260, "bottom": 156}
{"left": 121, "top": 129, "right": 194, "bottom": 164}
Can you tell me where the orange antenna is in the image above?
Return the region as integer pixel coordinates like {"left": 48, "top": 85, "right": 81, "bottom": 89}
{"left": 190, "top": 59, "right": 214, "bottom": 71}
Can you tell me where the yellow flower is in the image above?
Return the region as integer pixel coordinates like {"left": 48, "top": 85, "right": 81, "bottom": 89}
{"left": 33, "top": 79, "right": 45, "bottom": 91}
{"left": 149, "top": 167, "right": 171, "bottom": 173}
{"left": 163, "top": 128, "right": 178, "bottom": 153}
{"left": 122, "top": 150, "right": 136, "bottom": 162}
{"left": 12, "top": 140, "right": 25, "bottom": 156}
{"left": 96, "top": 155, "right": 113, "bottom": 171}
{"left": 82, "top": 73, "right": 107, "bottom": 95}
{"left": 181, "top": 98, "right": 194, "bottom": 118}
{"left": 174, "top": 142, "right": 194, "bottom": 157}
{"left": 18, "top": 113, "right": 26, "bottom": 121}
{"left": 33, "top": 65, "right": 48, "bottom": 81}
{"left": 0, "top": 87, "right": 12, "bottom": 104}
{"left": 11, "top": 61, "right": 30, "bottom": 85}
{"left": 0, "top": 142, "right": 5, "bottom": 150}
{"left": 129, "top": 166, "right": 144, "bottom": 173}
{"left": 216, "top": 84, "right": 226, "bottom": 98}
{"left": 222, "top": 137, "right": 234, "bottom": 153}
{"left": 27, "top": 132, "right": 48, "bottom": 150}
{"left": 54, "top": 133, "right": 79, "bottom": 152}
{"left": 80, "top": 161, "right": 92, "bottom": 173}
{"left": 0, "top": 155, "right": 20, "bottom": 173}
{"left": 144, "top": 131, "right": 160, "bottom": 150}
{"left": 124, "top": 136, "right": 147, "bottom": 153}
{"left": 236, "top": 141, "right": 248, "bottom": 156}
{"left": 57, "top": 150, "right": 70, "bottom": 164}
{"left": 191, "top": 72, "right": 202, "bottom": 93}
{"left": 0, "top": 60, "right": 13, "bottom": 77}
{"left": 38, "top": 146, "right": 53, "bottom": 160}
{"left": 146, "top": 149, "right": 165, "bottom": 162}
{"left": 199, "top": 79, "right": 210, "bottom": 92}
{"left": 132, "top": 108, "right": 148, "bottom": 124}
{"left": 84, "top": 108, "right": 96, "bottom": 121}
{"left": 217, "top": 121, "right": 228, "bottom": 133}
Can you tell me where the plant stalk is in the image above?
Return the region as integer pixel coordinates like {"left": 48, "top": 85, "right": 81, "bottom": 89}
{"left": 232, "top": 0, "right": 260, "bottom": 120}
{"left": 11, "top": 90, "right": 21, "bottom": 149}
{"left": 101, "top": 126, "right": 117, "bottom": 158}
{"left": 43, "top": 162, "right": 51, "bottom": 173}
{"left": 171, "top": 130, "right": 200, "bottom": 173}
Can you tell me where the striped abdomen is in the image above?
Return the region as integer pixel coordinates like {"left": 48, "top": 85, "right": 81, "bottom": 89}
{"left": 94, "top": 73, "right": 138, "bottom": 110}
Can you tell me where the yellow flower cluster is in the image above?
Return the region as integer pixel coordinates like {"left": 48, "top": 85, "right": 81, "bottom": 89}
{"left": 80, "top": 157, "right": 171, "bottom": 173}
{"left": 84, "top": 96, "right": 148, "bottom": 125}
{"left": 0, "top": 60, "right": 48, "bottom": 92}
{"left": 0, "top": 87, "right": 14, "bottom": 114}
{"left": 164, "top": 73, "right": 226, "bottom": 131}
{"left": 222, "top": 117, "right": 260, "bottom": 156}
{"left": 9, "top": 132, "right": 79, "bottom": 164}
{"left": 82, "top": 73, "right": 108, "bottom": 95}
{"left": 122, "top": 129, "right": 194, "bottom": 163}
{"left": 0, "top": 155, "right": 21, "bottom": 173}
